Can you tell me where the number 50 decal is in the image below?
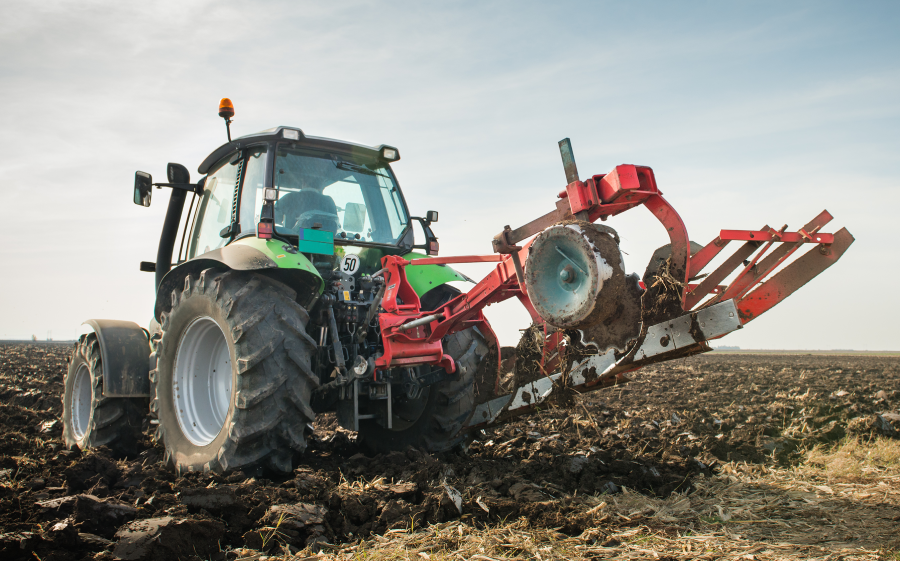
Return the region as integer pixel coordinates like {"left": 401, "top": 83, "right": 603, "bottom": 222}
{"left": 341, "top": 254, "right": 360, "bottom": 274}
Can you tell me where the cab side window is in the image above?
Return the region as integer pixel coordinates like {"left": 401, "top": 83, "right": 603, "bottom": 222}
{"left": 238, "top": 147, "right": 268, "bottom": 236}
{"left": 188, "top": 158, "right": 239, "bottom": 258}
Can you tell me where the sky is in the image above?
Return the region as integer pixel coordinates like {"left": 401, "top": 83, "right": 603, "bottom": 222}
{"left": 0, "top": 0, "right": 898, "bottom": 349}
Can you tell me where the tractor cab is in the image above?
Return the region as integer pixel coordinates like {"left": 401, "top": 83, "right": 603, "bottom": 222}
{"left": 135, "top": 117, "right": 443, "bottom": 296}
{"left": 190, "top": 126, "right": 419, "bottom": 259}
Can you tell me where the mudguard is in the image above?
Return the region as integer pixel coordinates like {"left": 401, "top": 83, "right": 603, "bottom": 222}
{"left": 403, "top": 252, "right": 472, "bottom": 296}
{"left": 154, "top": 237, "right": 324, "bottom": 321}
{"left": 82, "top": 319, "right": 150, "bottom": 397}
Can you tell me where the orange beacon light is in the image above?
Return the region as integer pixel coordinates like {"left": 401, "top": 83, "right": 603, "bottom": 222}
{"left": 219, "top": 98, "right": 235, "bottom": 141}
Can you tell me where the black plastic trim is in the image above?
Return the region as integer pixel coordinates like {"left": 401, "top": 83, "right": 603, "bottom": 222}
{"left": 198, "top": 127, "right": 392, "bottom": 174}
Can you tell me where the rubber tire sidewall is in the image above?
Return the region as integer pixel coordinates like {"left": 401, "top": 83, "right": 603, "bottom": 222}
{"left": 62, "top": 341, "right": 95, "bottom": 450}
{"left": 358, "top": 369, "right": 449, "bottom": 451}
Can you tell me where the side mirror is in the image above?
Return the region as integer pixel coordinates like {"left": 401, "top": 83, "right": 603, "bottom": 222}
{"left": 167, "top": 163, "right": 190, "bottom": 184}
{"left": 343, "top": 202, "right": 367, "bottom": 232}
{"left": 426, "top": 210, "right": 438, "bottom": 223}
{"left": 134, "top": 171, "right": 152, "bottom": 207}
{"left": 411, "top": 216, "right": 440, "bottom": 256}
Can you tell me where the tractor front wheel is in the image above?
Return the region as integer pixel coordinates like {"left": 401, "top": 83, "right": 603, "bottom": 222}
{"left": 62, "top": 333, "right": 146, "bottom": 457}
{"left": 151, "top": 270, "right": 318, "bottom": 474}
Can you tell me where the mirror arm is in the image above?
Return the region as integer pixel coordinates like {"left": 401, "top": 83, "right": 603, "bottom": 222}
{"left": 154, "top": 182, "right": 202, "bottom": 193}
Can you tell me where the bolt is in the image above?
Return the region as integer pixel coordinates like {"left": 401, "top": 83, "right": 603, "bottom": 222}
{"left": 559, "top": 265, "right": 576, "bottom": 283}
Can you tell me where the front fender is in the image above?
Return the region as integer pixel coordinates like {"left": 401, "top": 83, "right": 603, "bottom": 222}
{"left": 82, "top": 319, "right": 150, "bottom": 397}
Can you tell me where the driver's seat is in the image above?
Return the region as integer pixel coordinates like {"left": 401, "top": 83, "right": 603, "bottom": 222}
{"left": 276, "top": 190, "right": 340, "bottom": 232}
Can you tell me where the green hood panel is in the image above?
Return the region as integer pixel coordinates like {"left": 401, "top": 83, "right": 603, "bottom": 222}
{"left": 402, "top": 252, "right": 470, "bottom": 297}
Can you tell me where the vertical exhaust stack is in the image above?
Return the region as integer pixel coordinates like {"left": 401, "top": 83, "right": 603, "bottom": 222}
{"left": 154, "top": 164, "right": 191, "bottom": 289}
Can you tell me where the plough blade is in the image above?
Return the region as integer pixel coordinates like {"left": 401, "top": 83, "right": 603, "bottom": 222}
{"left": 464, "top": 299, "right": 744, "bottom": 430}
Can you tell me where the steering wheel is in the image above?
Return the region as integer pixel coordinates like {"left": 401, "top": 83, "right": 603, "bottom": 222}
{"left": 292, "top": 210, "right": 340, "bottom": 232}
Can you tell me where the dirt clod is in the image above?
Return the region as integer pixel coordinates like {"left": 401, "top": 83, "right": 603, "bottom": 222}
{"left": 113, "top": 516, "right": 225, "bottom": 561}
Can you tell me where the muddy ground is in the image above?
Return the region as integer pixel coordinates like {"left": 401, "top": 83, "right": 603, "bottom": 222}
{"left": 0, "top": 342, "right": 898, "bottom": 560}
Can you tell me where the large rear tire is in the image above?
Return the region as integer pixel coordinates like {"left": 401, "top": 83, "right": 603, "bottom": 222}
{"left": 151, "top": 269, "right": 318, "bottom": 474}
{"left": 358, "top": 322, "right": 489, "bottom": 453}
{"left": 62, "top": 333, "right": 146, "bottom": 457}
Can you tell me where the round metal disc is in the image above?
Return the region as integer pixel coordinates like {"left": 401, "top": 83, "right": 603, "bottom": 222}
{"left": 173, "top": 316, "right": 233, "bottom": 447}
{"left": 524, "top": 222, "right": 625, "bottom": 328}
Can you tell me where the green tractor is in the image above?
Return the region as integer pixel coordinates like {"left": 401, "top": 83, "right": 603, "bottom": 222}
{"left": 62, "top": 100, "right": 489, "bottom": 474}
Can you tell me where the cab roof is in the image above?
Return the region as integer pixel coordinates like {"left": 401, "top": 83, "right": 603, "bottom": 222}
{"left": 197, "top": 126, "right": 399, "bottom": 174}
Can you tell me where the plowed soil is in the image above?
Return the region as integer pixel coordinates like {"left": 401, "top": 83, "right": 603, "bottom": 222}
{"left": 1, "top": 342, "right": 898, "bottom": 560}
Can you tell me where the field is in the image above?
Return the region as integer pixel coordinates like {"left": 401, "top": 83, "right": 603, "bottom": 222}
{"left": 1, "top": 343, "right": 898, "bottom": 560}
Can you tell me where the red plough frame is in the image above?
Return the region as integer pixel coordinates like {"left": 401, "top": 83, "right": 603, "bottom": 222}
{"left": 373, "top": 164, "right": 854, "bottom": 395}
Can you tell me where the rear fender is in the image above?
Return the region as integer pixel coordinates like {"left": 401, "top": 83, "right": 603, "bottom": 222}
{"left": 154, "top": 237, "right": 324, "bottom": 321}
{"left": 81, "top": 319, "right": 150, "bottom": 398}
{"left": 403, "top": 252, "right": 472, "bottom": 297}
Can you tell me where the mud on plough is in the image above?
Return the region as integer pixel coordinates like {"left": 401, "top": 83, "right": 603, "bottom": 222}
{"left": 374, "top": 139, "right": 854, "bottom": 431}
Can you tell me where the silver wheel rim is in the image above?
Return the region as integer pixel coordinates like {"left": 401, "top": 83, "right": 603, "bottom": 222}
{"left": 71, "top": 362, "right": 92, "bottom": 440}
{"left": 174, "top": 316, "right": 232, "bottom": 446}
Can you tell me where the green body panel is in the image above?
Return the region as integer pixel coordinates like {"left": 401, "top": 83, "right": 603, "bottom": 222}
{"left": 402, "top": 252, "right": 469, "bottom": 297}
{"left": 231, "top": 236, "right": 324, "bottom": 293}
{"left": 331, "top": 246, "right": 469, "bottom": 297}
{"left": 214, "top": 240, "right": 465, "bottom": 299}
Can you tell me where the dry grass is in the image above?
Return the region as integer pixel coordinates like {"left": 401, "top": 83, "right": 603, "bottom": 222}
{"left": 804, "top": 436, "right": 900, "bottom": 482}
{"left": 235, "top": 438, "right": 900, "bottom": 561}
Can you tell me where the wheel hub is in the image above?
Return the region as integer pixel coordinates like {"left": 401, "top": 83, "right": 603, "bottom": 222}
{"left": 174, "top": 317, "right": 232, "bottom": 446}
{"left": 71, "top": 363, "right": 92, "bottom": 440}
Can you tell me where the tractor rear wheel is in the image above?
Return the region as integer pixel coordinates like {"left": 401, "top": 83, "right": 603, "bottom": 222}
{"left": 358, "top": 286, "right": 490, "bottom": 453}
{"left": 62, "top": 333, "right": 146, "bottom": 457}
{"left": 151, "top": 270, "right": 318, "bottom": 474}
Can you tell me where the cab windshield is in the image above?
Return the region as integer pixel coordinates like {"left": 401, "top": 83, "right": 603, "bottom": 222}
{"left": 266, "top": 146, "right": 409, "bottom": 244}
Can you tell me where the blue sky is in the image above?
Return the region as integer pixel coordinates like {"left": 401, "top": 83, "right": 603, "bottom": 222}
{"left": 1, "top": 1, "right": 897, "bottom": 349}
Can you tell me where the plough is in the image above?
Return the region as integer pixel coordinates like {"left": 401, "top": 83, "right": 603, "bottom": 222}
{"left": 374, "top": 139, "right": 853, "bottom": 431}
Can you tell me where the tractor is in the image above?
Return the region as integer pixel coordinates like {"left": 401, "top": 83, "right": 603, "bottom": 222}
{"left": 61, "top": 99, "right": 854, "bottom": 475}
